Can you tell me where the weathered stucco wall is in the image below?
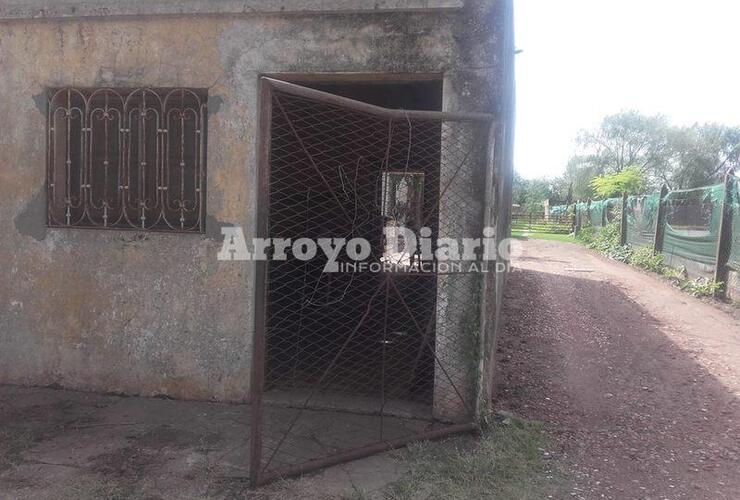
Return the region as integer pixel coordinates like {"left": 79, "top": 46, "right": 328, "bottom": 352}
{"left": 0, "top": 0, "right": 511, "bottom": 402}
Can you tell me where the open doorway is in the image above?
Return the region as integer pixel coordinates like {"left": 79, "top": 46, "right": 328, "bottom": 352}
{"left": 252, "top": 77, "right": 493, "bottom": 483}
{"left": 263, "top": 77, "right": 444, "bottom": 411}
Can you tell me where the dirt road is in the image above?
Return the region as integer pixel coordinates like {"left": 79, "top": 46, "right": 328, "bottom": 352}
{"left": 495, "top": 239, "right": 740, "bottom": 500}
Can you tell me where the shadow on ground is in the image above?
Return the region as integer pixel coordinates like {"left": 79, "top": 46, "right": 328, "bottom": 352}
{"left": 496, "top": 267, "right": 740, "bottom": 499}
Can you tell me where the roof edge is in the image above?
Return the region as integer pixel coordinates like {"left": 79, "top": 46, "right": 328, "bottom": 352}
{"left": 0, "top": 0, "right": 465, "bottom": 21}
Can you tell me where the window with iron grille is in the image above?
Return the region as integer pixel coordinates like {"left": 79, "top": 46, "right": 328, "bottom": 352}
{"left": 47, "top": 88, "right": 207, "bottom": 232}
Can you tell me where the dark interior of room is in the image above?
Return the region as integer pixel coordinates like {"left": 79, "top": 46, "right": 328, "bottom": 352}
{"left": 264, "top": 79, "right": 444, "bottom": 409}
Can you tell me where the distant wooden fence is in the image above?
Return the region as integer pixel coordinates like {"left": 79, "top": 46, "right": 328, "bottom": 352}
{"left": 511, "top": 214, "right": 574, "bottom": 235}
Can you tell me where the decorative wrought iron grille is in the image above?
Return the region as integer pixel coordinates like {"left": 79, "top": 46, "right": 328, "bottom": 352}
{"left": 250, "top": 78, "right": 496, "bottom": 485}
{"left": 47, "top": 88, "right": 207, "bottom": 232}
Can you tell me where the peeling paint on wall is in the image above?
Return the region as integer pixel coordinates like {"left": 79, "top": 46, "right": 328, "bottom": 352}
{"left": 32, "top": 92, "right": 47, "bottom": 116}
{"left": 208, "top": 95, "right": 224, "bottom": 115}
{"left": 205, "top": 214, "right": 235, "bottom": 241}
{"left": 14, "top": 187, "right": 47, "bottom": 241}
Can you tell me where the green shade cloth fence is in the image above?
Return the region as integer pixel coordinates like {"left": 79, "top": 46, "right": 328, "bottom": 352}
{"left": 574, "top": 201, "right": 588, "bottom": 228}
{"left": 625, "top": 193, "right": 659, "bottom": 248}
{"left": 729, "top": 177, "right": 740, "bottom": 271}
{"left": 573, "top": 177, "right": 740, "bottom": 277}
{"left": 661, "top": 184, "right": 723, "bottom": 267}
{"left": 589, "top": 199, "right": 606, "bottom": 227}
{"left": 550, "top": 205, "right": 568, "bottom": 216}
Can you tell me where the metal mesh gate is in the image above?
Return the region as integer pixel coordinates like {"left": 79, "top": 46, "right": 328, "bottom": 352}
{"left": 250, "top": 78, "right": 495, "bottom": 485}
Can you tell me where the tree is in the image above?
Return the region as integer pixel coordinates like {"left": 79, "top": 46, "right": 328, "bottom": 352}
{"left": 666, "top": 123, "right": 740, "bottom": 189}
{"left": 563, "top": 112, "right": 740, "bottom": 198}
{"left": 565, "top": 155, "right": 599, "bottom": 200}
{"left": 549, "top": 176, "right": 573, "bottom": 205}
{"left": 565, "top": 111, "right": 672, "bottom": 198}
{"left": 512, "top": 173, "right": 565, "bottom": 214}
{"left": 590, "top": 166, "right": 646, "bottom": 198}
{"left": 577, "top": 111, "right": 670, "bottom": 175}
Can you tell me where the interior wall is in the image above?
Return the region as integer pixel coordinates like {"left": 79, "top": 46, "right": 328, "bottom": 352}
{"left": 301, "top": 80, "right": 443, "bottom": 111}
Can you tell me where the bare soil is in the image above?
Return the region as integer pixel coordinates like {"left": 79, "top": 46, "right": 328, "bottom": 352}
{"left": 495, "top": 239, "right": 740, "bottom": 499}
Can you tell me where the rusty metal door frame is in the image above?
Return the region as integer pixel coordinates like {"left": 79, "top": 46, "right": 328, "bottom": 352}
{"left": 250, "top": 77, "right": 274, "bottom": 487}
{"left": 249, "top": 76, "right": 494, "bottom": 486}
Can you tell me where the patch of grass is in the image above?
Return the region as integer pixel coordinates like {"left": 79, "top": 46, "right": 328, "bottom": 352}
{"left": 512, "top": 230, "right": 574, "bottom": 242}
{"left": 384, "top": 414, "right": 566, "bottom": 499}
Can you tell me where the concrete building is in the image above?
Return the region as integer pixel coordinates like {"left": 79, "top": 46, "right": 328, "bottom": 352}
{"left": 0, "top": 0, "right": 514, "bottom": 426}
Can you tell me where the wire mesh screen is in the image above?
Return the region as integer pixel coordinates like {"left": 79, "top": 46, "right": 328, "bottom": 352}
{"left": 662, "top": 184, "right": 723, "bottom": 268}
{"left": 575, "top": 201, "right": 587, "bottom": 229}
{"left": 626, "top": 193, "right": 659, "bottom": 248}
{"left": 589, "top": 200, "right": 605, "bottom": 227}
{"left": 251, "top": 80, "right": 494, "bottom": 484}
{"left": 729, "top": 177, "right": 740, "bottom": 271}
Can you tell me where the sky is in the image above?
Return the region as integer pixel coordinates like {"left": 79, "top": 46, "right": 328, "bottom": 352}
{"left": 514, "top": 0, "right": 740, "bottom": 179}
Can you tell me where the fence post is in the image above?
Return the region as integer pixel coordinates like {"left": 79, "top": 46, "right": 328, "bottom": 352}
{"left": 601, "top": 200, "right": 607, "bottom": 227}
{"left": 573, "top": 202, "right": 581, "bottom": 234}
{"left": 571, "top": 206, "right": 577, "bottom": 235}
{"left": 653, "top": 185, "right": 669, "bottom": 255}
{"left": 620, "top": 192, "right": 628, "bottom": 246}
{"left": 713, "top": 170, "right": 735, "bottom": 297}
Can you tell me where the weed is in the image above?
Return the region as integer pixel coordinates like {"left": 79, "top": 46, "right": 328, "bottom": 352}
{"left": 627, "top": 246, "right": 665, "bottom": 273}
{"left": 575, "top": 225, "right": 597, "bottom": 245}
{"left": 575, "top": 220, "right": 725, "bottom": 299}
{"left": 578, "top": 221, "right": 632, "bottom": 262}
{"left": 661, "top": 265, "right": 687, "bottom": 283}
{"left": 678, "top": 277, "right": 724, "bottom": 297}
{"left": 384, "top": 414, "right": 566, "bottom": 499}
